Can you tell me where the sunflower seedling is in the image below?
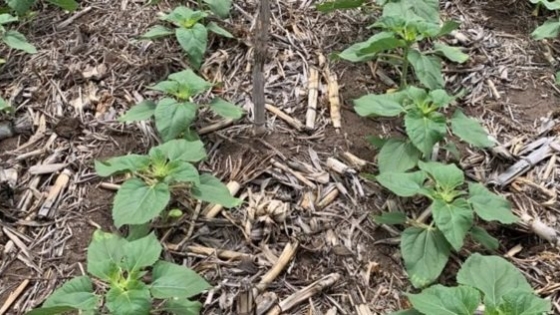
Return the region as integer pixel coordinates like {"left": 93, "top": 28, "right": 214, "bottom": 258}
{"left": 373, "top": 161, "right": 518, "bottom": 288}
{"left": 28, "top": 231, "right": 211, "bottom": 315}
{"left": 0, "top": 13, "right": 36, "bottom": 62}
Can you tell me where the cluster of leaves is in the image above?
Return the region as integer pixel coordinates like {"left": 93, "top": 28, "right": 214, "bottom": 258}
{"left": 356, "top": 86, "right": 495, "bottom": 172}
{"left": 4, "top": 0, "right": 78, "bottom": 15}
{"left": 0, "top": 96, "right": 13, "bottom": 113}
{"left": 393, "top": 253, "right": 552, "bottom": 315}
{"left": 141, "top": 2, "right": 233, "bottom": 69}
{"left": 374, "top": 161, "right": 518, "bottom": 288}
{"left": 335, "top": 0, "right": 468, "bottom": 88}
{"left": 0, "top": 13, "right": 36, "bottom": 63}
{"left": 529, "top": 0, "right": 560, "bottom": 40}
{"left": 28, "top": 231, "right": 211, "bottom": 315}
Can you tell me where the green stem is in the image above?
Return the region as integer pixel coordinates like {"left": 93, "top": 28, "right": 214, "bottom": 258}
{"left": 401, "top": 44, "right": 411, "bottom": 88}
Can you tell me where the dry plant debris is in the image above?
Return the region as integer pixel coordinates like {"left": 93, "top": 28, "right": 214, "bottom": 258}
{"left": 1, "top": 0, "right": 560, "bottom": 314}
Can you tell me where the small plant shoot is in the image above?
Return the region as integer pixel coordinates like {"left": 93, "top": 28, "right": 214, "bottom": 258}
{"left": 27, "top": 231, "right": 211, "bottom": 315}
{"left": 530, "top": 0, "right": 560, "bottom": 40}
{"left": 392, "top": 253, "right": 551, "bottom": 315}
{"left": 373, "top": 161, "right": 518, "bottom": 288}
{"left": 94, "top": 139, "right": 242, "bottom": 227}
{"left": 141, "top": 6, "right": 234, "bottom": 68}
{"left": 0, "top": 13, "right": 36, "bottom": 62}
{"left": 6, "top": 0, "right": 78, "bottom": 15}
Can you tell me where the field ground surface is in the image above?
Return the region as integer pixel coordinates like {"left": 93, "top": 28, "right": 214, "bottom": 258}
{"left": 1, "top": 0, "right": 560, "bottom": 314}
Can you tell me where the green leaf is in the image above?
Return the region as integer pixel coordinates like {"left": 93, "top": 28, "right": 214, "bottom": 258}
{"left": 206, "top": 21, "right": 234, "bottom": 38}
{"left": 121, "top": 232, "right": 162, "bottom": 272}
{"left": 176, "top": 24, "right": 208, "bottom": 69}
{"left": 106, "top": 283, "right": 151, "bottom": 315}
{"left": 467, "top": 183, "right": 518, "bottom": 224}
{"left": 417, "top": 161, "right": 464, "bottom": 191}
{"left": 316, "top": 0, "right": 364, "bottom": 12}
{"left": 162, "top": 298, "right": 203, "bottom": 315}
{"left": 208, "top": 97, "right": 244, "bottom": 119}
{"left": 529, "top": 0, "right": 560, "bottom": 10}
{"left": 112, "top": 178, "right": 171, "bottom": 227}
{"left": 429, "top": 89, "right": 456, "bottom": 108}
{"left": 192, "top": 173, "right": 242, "bottom": 207}
{"left": 407, "top": 284, "right": 481, "bottom": 315}
{"left": 94, "top": 155, "right": 151, "bottom": 177}
{"left": 497, "top": 289, "right": 551, "bottom": 315}
{"left": 372, "top": 211, "right": 407, "bottom": 225}
{"left": 35, "top": 276, "right": 98, "bottom": 312}
{"left": 450, "top": 109, "right": 495, "bottom": 148}
{"left": 353, "top": 92, "right": 406, "bottom": 117}
{"left": 126, "top": 223, "right": 151, "bottom": 241}
{"left": 46, "top": 0, "right": 78, "bottom": 11}
{"left": 407, "top": 49, "right": 444, "bottom": 90}
{"left": 165, "top": 160, "right": 200, "bottom": 185}
{"left": 434, "top": 43, "right": 469, "bottom": 63}
{"left": 151, "top": 260, "right": 212, "bottom": 299}
{"left": 431, "top": 198, "right": 473, "bottom": 251}
{"left": 0, "top": 97, "right": 12, "bottom": 112}
{"left": 367, "top": 135, "right": 388, "bottom": 149}
{"left": 401, "top": 227, "right": 451, "bottom": 288}
{"left": 154, "top": 99, "right": 198, "bottom": 142}
{"left": 470, "top": 226, "right": 499, "bottom": 251}
{"left": 0, "top": 14, "right": 18, "bottom": 25}
{"left": 404, "top": 109, "right": 446, "bottom": 157}
{"left": 2, "top": 30, "right": 36, "bottom": 53}
{"left": 26, "top": 306, "right": 79, "bottom": 315}
{"left": 357, "top": 31, "right": 407, "bottom": 56}
{"left": 531, "top": 19, "right": 560, "bottom": 40}
{"left": 203, "top": 0, "right": 231, "bottom": 18}
{"left": 150, "top": 139, "right": 206, "bottom": 162}
{"left": 168, "top": 69, "right": 213, "bottom": 98}
{"left": 119, "top": 100, "right": 156, "bottom": 122}
{"left": 7, "top": 0, "right": 35, "bottom": 15}
{"left": 161, "top": 6, "right": 207, "bottom": 27}
{"left": 377, "top": 139, "right": 421, "bottom": 173}
{"left": 141, "top": 25, "right": 174, "bottom": 39}
{"left": 437, "top": 20, "right": 460, "bottom": 36}
{"left": 457, "top": 253, "right": 533, "bottom": 309}
{"left": 86, "top": 230, "right": 126, "bottom": 281}
{"left": 388, "top": 310, "right": 423, "bottom": 315}
{"left": 375, "top": 171, "right": 426, "bottom": 197}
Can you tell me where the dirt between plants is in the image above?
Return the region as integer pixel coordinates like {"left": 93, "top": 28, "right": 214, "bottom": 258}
{"left": 1, "top": 0, "right": 560, "bottom": 314}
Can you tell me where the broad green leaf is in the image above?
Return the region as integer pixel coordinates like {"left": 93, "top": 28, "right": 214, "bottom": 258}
{"left": 497, "top": 289, "right": 551, "bottom": 315}
{"left": 357, "top": 31, "right": 407, "bottom": 56}
{"left": 0, "top": 97, "right": 12, "bottom": 112}
{"left": 150, "top": 139, "right": 206, "bottom": 162}
{"left": 162, "top": 6, "right": 207, "bottom": 27}
{"left": 450, "top": 110, "right": 495, "bottom": 148}
{"left": 467, "top": 183, "right": 518, "bottom": 224}
{"left": 405, "top": 86, "right": 429, "bottom": 105}
{"left": 375, "top": 171, "right": 426, "bottom": 197}
{"left": 529, "top": 0, "right": 560, "bottom": 10}
{"left": 353, "top": 93, "right": 406, "bottom": 117}
{"left": 140, "top": 25, "right": 174, "bottom": 39}
{"left": 208, "top": 97, "right": 244, "bottom": 119}
{"left": 151, "top": 260, "right": 212, "bottom": 299}
{"left": 203, "top": 0, "right": 232, "bottom": 18}
{"left": 38, "top": 276, "right": 98, "bottom": 312}
{"left": 404, "top": 109, "right": 446, "bottom": 157}
{"left": 126, "top": 223, "right": 151, "bottom": 241}
{"left": 407, "top": 50, "right": 444, "bottom": 90}
{"left": 26, "top": 306, "right": 79, "bottom": 315}
{"left": 87, "top": 230, "right": 126, "bottom": 281}
{"left": 437, "top": 20, "right": 460, "bottom": 36}
{"left": 388, "top": 310, "right": 423, "bottom": 315}
{"left": 154, "top": 99, "right": 198, "bottom": 142}
{"left": 119, "top": 100, "right": 156, "bottom": 122}
{"left": 531, "top": 19, "right": 560, "bottom": 40}
{"left": 372, "top": 211, "right": 407, "bottom": 225}
{"left": 401, "top": 227, "right": 451, "bottom": 288}
{"left": 377, "top": 139, "right": 421, "bottom": 173}
{"left": 431, "top": 198, "right": 473, "bottom": 251}
{"left": 106, "top": 283, "right": 151, "bottom": 315}
{"left": 112, "top": 178, "right": 170, "bottom": 227}
{"left": 429, "top": 89, "right": 456, "bottom": 108}
{"left": 165, "top": 160, "right": 200, "bottom": 185}
{"left": 434, "top": 43, "right": 469, "bottom": 63}
{"left": 316, "top": 0, "right": 364, "bottom": 12}
{"left": 382, "top": 0, "right": 439, "bottom": 23}
{"left": 0, "top": 14, "right": 18, "bottom": 25}
{"left": 176, "top": 24, "right": 208, "bottom": 69}
{"left": 470, "top": 226, "right": 499, "bottom": 251}
{"left": 121, "top": 232, "right": 162, "bottom": 272}
{"left": 3, "top": 30, "right": 37, "bottom": 53}
{"left": 46, "top": 0, "right": 78, "bottom": 11}
{"left": 162, "top": 298, "right": 203, "bottom": 315}
{"left": 206, "top": 21, "right": 234, "bottom": 38}
{"left": 457, "top": 253, "right": 533, "bottom": 309}
{"left": 417, "top": 161, "right": 464, "bottom": 191}
{"left": 7, "top": 0, "right": 34, "bottom": 15}
{"left": 367, "top": 135, "right": 388, "bottom": 149}
{"left": 407, "top": 284, "right": 480, "bottom": 315}
{"left": 168, "top": 69, "right": 212, "bottom": 98}
{"left": 192, "top": 173, "right": 242, "bottom": 207}
{"left": 94, "top": 155, "right": 151, "bottom": 177}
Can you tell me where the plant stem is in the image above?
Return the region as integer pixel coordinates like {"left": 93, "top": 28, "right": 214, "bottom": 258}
{"left": 401, "top": 44, "right": 411, "bottom": 88}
